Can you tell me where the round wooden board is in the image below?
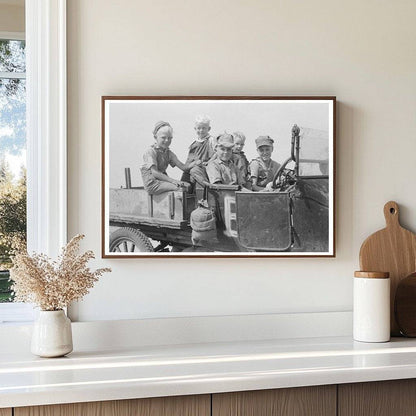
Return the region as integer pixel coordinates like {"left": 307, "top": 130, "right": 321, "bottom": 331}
{"left": 395, "top": 273, "right": 416, "bottom": 337}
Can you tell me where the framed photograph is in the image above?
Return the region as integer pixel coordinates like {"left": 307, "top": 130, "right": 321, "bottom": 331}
{"left": 102, "top": 96, "right": 336, "bottom": 258}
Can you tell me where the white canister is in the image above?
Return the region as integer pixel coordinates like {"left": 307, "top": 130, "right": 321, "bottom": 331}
{"left": 353, "top": 271, "right": 390, "bottom": 342}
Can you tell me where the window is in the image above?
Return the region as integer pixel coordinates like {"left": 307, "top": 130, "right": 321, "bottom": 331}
{"left": 0, "top": 0, "right": 67, "bottom": 323}
{"left": 0, "top": 34, "right": 26, "bottom": 305}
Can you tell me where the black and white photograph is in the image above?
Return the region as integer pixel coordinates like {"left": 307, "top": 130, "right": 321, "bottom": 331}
{"left": 102, "top": 96, "right": 335, "bottom": 257}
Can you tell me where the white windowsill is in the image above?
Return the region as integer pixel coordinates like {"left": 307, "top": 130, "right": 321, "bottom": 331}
{"left": 0, "top": 303, "right": 35, "bottom": 324}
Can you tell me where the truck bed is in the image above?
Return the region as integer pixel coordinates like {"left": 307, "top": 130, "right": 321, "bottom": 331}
{"left": 109, "top": 187, "right": 195, "bottom": 229}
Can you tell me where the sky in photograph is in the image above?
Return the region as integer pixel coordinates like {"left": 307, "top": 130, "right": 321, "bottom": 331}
{"left": 107, "top": 100, "right": 331, "bottom": 188}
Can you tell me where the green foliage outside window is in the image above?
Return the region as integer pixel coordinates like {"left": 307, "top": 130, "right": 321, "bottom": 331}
{"left": 0, "top": 39, "right": 27, "bottom": 302}
{"left": 0, "top": 160, "right": 26, "bottom": 302}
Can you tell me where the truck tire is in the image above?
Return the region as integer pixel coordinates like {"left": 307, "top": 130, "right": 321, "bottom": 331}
{"left": 109, "top": 227, "right": 154, "bottom": 253}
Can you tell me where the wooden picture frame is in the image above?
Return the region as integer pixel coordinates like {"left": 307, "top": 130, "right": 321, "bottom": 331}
{"left": 102, "top": 96, "right": 336, "bottom": 258}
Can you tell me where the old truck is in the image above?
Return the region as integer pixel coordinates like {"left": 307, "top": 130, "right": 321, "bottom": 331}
{"left": 107, "top": 125, "right": 330, "bottom": 254}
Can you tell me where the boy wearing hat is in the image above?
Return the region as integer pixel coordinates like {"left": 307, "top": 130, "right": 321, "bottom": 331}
{"left": 250, "top": 136, "right": 281, "bottom": 192}
{"left": 206, "top": 133, "right": 245, "bottom": 186}
{"left": 141, "top": 121, "right": 201, "bottom": 195}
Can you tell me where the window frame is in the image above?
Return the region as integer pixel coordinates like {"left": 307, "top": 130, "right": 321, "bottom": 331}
{"left": 0, "top": 31, "right": 25, "bottom": 78}
{"left": 0, "top": 31, "right": 24, "bottom": 41}
{"left": 0, "top": 0, "right": 67, "bottom": 323}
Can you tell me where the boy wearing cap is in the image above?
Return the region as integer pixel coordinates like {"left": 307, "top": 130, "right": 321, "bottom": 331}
{"left": 181, "top": 115, "right": 216, "bottom": 186}
{"left": 141, "top": 121, "right": 201, "bottom": 195}
{"left": 206, "top": 134, "right": 245, "bottom": 186}
{"left": 250, "top": 136, "right": 281, "bottom": 192}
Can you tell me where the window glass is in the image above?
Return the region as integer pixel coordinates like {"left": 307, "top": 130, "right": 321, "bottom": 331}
{"left": 298, "top": 127, "right": 329, "bottom": 176}
{"left": 0, "top": 39, "right": 26, "bottom": 73}
{"left": 0, "top": 38, "right": 26, "bottom": 303}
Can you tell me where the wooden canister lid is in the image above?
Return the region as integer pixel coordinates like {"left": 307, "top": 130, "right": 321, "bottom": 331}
{"left": 354, "top": 271, "right": 390, "bottom": 279}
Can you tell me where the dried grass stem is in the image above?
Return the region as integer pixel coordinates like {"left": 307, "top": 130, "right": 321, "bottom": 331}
{"left": 10, "top": 234, "right": 111, "bottom": 310}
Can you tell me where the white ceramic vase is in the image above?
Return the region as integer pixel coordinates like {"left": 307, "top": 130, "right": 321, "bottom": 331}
{"left": 31, "top": 310, "right": 73, "bottom": 357}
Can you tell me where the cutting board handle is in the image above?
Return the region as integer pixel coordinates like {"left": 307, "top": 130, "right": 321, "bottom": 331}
{"left": 384, "top": 201, "right": 400, "bottom": 228}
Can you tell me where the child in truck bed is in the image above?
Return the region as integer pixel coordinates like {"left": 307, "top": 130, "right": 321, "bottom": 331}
{"left": 181, "top": 115, "right": 216, "bottom": 187}
{"left": 232, "top": 131, "right": 250, "bottom": 183}
{"left": 141, "top": 121, "right": 201, "bottom": 195}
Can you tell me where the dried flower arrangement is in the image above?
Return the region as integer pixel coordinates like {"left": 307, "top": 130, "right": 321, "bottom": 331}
{"left": 10, "top": 234, "right": 111, "bottom": 311}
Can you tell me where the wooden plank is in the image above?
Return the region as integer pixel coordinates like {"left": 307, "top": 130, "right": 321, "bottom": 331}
{"left": 14, "top": 395, "right": 210, "bottom": 416}
{"left": 338, "top": 380, "right": 416, "bottom": 416}
{"left": 212, "top": 386, "right": 336, "bottom": 416}
{"left": 0, "top": 409, "right": 12, "bottom": 416}
{"left": 109, "top": 215, "right": 188, "bottom": 229}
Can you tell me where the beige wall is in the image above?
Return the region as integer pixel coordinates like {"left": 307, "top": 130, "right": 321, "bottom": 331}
{"left": 67, "top": 0, "right": 416, "bottom": 321}
{"left": 0, "top": 4, "right": 24, "bottom": 33}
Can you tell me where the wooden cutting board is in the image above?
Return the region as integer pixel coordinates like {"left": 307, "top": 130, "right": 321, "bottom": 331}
{"left": 359, "top": 201, "right": 416, "bottom": 336}
{"left": 395, "top": 273, "right": 416, "bottom": 337}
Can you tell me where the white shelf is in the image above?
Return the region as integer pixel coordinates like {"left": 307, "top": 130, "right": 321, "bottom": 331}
{"left": 2, "top": 335, "right": 416, "bottom": 408}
